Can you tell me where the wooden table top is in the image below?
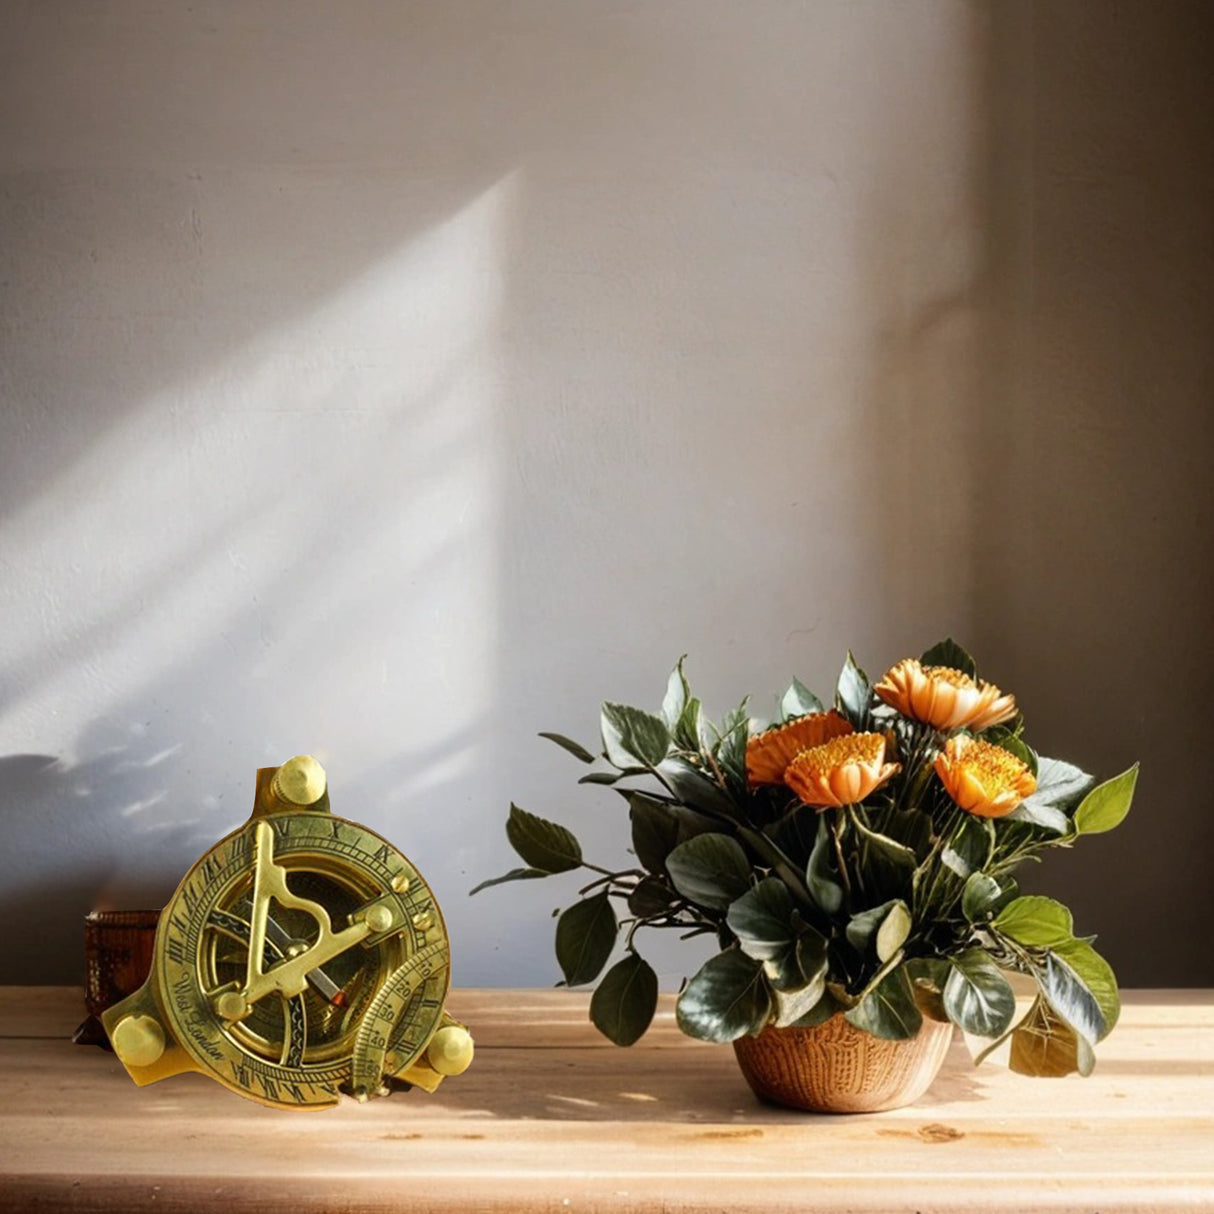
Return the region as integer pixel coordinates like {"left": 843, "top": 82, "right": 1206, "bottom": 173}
{"left": 2, "top": 986, "right": 1212, "bottom": 1212}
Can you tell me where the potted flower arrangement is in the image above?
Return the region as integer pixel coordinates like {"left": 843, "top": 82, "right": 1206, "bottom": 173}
{"left": 474, "top": 640, "right": 1137, "bottom": 1112}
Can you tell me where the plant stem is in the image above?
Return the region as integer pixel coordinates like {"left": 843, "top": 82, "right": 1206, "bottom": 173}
{"left": 916, "top": 804, "right": 963, "bottom": 916}
{"left": 846, "top": 804, "right": 872, "bottom": 885}
{"left": 580, "top": 861, "right": 619, "bottom": 877}
{"left": 895, "top": 722, "right": 943, "bottom": 812}
{"left": 830, "top": 813, "right": 852, "bottom": 908}
{"left": 737, "top": 825, "right": 813, "bottom": 907}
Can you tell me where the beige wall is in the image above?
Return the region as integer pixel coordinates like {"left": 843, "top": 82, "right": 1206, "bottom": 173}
{"left": 0, "top": 1, "right": 1210, "bottom": 986}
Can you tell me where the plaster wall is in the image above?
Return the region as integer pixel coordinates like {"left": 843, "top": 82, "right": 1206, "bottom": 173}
{"left": 1, "top": 1, "right": 1210, "bottom": 987}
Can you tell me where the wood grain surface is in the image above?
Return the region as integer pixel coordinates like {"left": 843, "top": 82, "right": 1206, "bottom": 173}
{"left": 2, "top": 987, "right": 1212, "bottom": 1212}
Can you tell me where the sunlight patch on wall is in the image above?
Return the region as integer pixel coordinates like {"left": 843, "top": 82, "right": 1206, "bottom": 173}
{"left": 0, "top": 174, "right": 521, "bottom": 866}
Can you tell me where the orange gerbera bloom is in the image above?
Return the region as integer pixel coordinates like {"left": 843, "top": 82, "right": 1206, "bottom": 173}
{"left": 935, "top": 734, "right": 1037, "bottom": 818}
{"left": 784, "top": 733, "right": 901, "bottom": 809}
{"left": 874, "top": 659, "right": 1017, "bottom": 732}
{"left": 745, "top": 710, "right": 853, "bottom": 786}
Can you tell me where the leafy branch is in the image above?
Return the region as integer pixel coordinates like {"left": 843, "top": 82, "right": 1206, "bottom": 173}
{"left": 471, "top": 642, "right": 1137, "bottom": 1063}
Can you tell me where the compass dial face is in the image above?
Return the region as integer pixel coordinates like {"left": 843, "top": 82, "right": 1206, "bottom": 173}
{"left": 153, "top": 811, "right": 450, "bottom": 1108}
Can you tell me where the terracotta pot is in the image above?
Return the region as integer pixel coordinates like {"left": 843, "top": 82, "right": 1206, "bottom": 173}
{"left": 733, "top": 1013, "right": 954, "bottom": 1113}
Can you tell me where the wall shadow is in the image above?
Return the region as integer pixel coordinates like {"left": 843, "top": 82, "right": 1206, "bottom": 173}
{"left": 858, "top": 1, "right": 1214, "bottom": 988}
{"left": 966, "top": 1, "right": 1214, "bottom": 986}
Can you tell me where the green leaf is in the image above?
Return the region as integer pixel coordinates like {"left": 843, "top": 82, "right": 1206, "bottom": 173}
{"left": 506, "top": 804, "right": 583, "bottom": 873}
{"left": 941, "top": 814, "right": 993, "bottom": 880}
{"left": 590, "top": 953, "right": 659, "bottom": 1046}
{"left": 961, "top": 872, "right": 1017, "bottom": 922}
{"left": 713, "top": 707, "right": 750, "bottom": 790}
{"left": 661, "top": 657, "right": 690, "bottom": 730}
{"left": 876, "top": 901, "right": 912, "bottom": 962}
{"left": 795, "top": 928, "right": 829, "bottom": 982}
{"left": 537, "top": 732, "right": 597, "bottom": 764}
{"left": 675, "top": 695, "right": 706, "bottom": 753}
{"left": 670, "top": 804, "right": 724, "bottom": 843}
{"left": 469, "top": 867, "right": 550, "bottom": 896}
{"left": 766, "top": 804, "right": 819, "bottom": 872}
{"left": 1073, "top": 764, "right": 1139, "bottom": 836}
{"left": 628, "top": 875, "right": 679, "bottom": 918}
{"left": 1005, "top": 799, "right": 1070, "bottom": 834}
{"left": 655, "top": 757, "right": 737, "bottom": 817}
{"left": 1020, "top": 756, "right": 1095, "bottom": 814}
{"left": 994, "top": 895, "right": 1074, "bottom": 948}
{"left": 1037, "top": 947, "right": 1107, "bottom": 1048}
{"left": 942, "top": 949, "right": 1016, "bottom": 1038}
{"left": 878, "top": 807, "right": 934, "bottom": 862}
{"left": 806, "top": 814, "right": 844, "bottom": 915}
{"left": 726, "top": 878, "right": 796, "bottom": 961}
{"left": 920, "top": 638, "right": 977, "bottom": 679}
{"left": 665, "top": 832, "right": 751, "bottom": 911}
{"left": 762, "top": 925, "right": 829, "bottom": 993}
{"left": 844, "top": 966, "right": 923, "bottom": 1040}
{"left": 856, "top": 826, "right": 918, "bottom": 871}
{"left": 772, "top": 967, "right": 827, "bottom": 1028}
{"left": 1053, "top": 939, "right": 1120, "bottom": 1039}
{"left": 789, "top": 988, "right": 842, "bottom": 1029}
{"left": 781, "top": 678, "right": 824, "bottom": 721}
{"left": 578, "top": 770, "right": 624, "bottom": 786}
{"left": 554, "top": 893, "right": 617, "bottom": 986}
{"left": 835, "top": 651, "right": 871, "bottom": 728}
{"left": 846, "top": 900, "right": 910, "bottom": 963}
{"left": 676, "top": 950, "right": 771, "bottom": 1043}
{"left": 1009, "top": 995, "right": 1095, "bottom": 1078}
{"left": 851, "top": 819, "right": 917, "bottom": 902}
{"left": 628, "top": 793, "right": 680, "bottom": 874}
{"left": 601, "top": 702, "right": 671, "bottom": 769}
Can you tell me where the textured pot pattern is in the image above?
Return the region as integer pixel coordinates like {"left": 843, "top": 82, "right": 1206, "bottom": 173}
{"left": 733, "top": 1013, "right": 954, "bottom": 1113}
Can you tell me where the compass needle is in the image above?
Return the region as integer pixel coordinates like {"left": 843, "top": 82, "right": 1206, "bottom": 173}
{"left": 99, "top": 755, "right": 469, "bottom": 1109}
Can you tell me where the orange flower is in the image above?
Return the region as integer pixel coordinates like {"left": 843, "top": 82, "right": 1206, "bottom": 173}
{"left": 934, "top": 734, "right": 1037, "bottom": 818}
{"left": 745, "top": 710, "right": 853, "bottom": 786}
{"left": 874, "top": 659, "right": 1017, "bottom": 732}
{"left": 784, "top": 733, "right": 901, "bottom": 809}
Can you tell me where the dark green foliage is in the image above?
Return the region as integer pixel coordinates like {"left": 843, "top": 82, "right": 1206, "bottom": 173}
{"left": 473, "top": 648, "right": 1134, "bottom": 1064}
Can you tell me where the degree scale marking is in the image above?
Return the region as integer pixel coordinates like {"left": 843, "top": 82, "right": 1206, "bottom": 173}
{"left": 351, "top": 939, "right": 451, "bottom": 1093}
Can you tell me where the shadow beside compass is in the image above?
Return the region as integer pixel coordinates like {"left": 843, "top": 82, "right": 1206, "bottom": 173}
{"left": 0, "top": 721, "right": 493, "bottom": 987}
{"left": 0, "top": 750, "right": 181, "bottom": 985}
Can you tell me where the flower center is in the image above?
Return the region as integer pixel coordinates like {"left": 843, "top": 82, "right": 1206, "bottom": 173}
{"left": 956, "top": 738, "right": 1030, "bottom": 790}
{"left": 791, "top": 732, "right": 884, "bottom": 775}
{"left": 922, "top": 664, "right": 978, "bottom": 690}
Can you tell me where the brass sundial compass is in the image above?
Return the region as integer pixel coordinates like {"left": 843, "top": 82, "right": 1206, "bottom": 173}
{"left": 101, "top": 755, "right": 473, "bottom": 1109}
